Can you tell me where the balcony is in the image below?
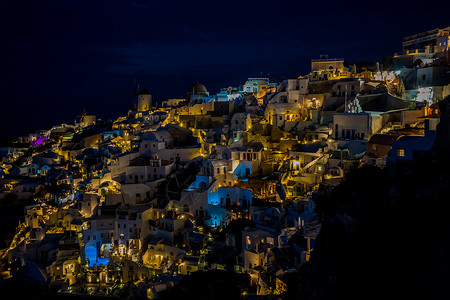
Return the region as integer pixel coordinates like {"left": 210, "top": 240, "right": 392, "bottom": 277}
{"left": 394, "top": 48, "right": 434, "bottom": 57}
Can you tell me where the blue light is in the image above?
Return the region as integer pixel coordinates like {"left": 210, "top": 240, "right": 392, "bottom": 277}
{"left": 85, "top": 246, "right": 109, "bottom": 267}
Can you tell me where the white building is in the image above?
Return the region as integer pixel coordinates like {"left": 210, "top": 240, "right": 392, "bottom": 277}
{"left": 231, "top": 146, "right": 263, "bottom": 180}
{"left": 231, "top": 112, "right": 252, "bottom": 132}
{"left": 125, "top": 155, "right": 175, "bottom": 184}
{"left": 243, "top": 78, "right": 270, "bottom": 93}
{"left": 332, "top": 112, "right": 370, "bottom": 140}
{"left": 387, "top": 118, "right": 438, "bottom": 164}
{"left": 114, "top": 204, "right": 152, "bottom": 257}
{"left": 143, "top": 240, "right": 186, "bottom": 271}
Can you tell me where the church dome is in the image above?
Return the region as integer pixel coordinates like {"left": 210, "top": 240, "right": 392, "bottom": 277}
{"left": 188, "top": 82, "right": 209, "bottom": 95}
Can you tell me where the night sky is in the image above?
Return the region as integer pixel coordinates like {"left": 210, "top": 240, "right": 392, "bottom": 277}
{"left": 1, "top": 0, "right": 449, "bottom": 138}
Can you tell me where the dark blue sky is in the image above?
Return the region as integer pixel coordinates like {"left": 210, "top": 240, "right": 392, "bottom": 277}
{"left": 1, "top": 0, "right": 449, "bottom": 138}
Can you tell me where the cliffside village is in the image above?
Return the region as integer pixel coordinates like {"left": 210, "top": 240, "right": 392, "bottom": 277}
{"left": 1, "top": 27, "right": 450, "bottom": 298}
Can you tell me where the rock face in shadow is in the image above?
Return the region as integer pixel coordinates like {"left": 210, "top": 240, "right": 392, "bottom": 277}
{"left": 308, "top": 163, "right": 450, "bottom": 299}
{"left": 435, "top": 95, "right": 450, "bottom": 151}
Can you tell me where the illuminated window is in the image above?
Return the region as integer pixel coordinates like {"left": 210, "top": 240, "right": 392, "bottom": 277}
{"left": 397, "top": 149, "right": 405, "bottom": 157}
